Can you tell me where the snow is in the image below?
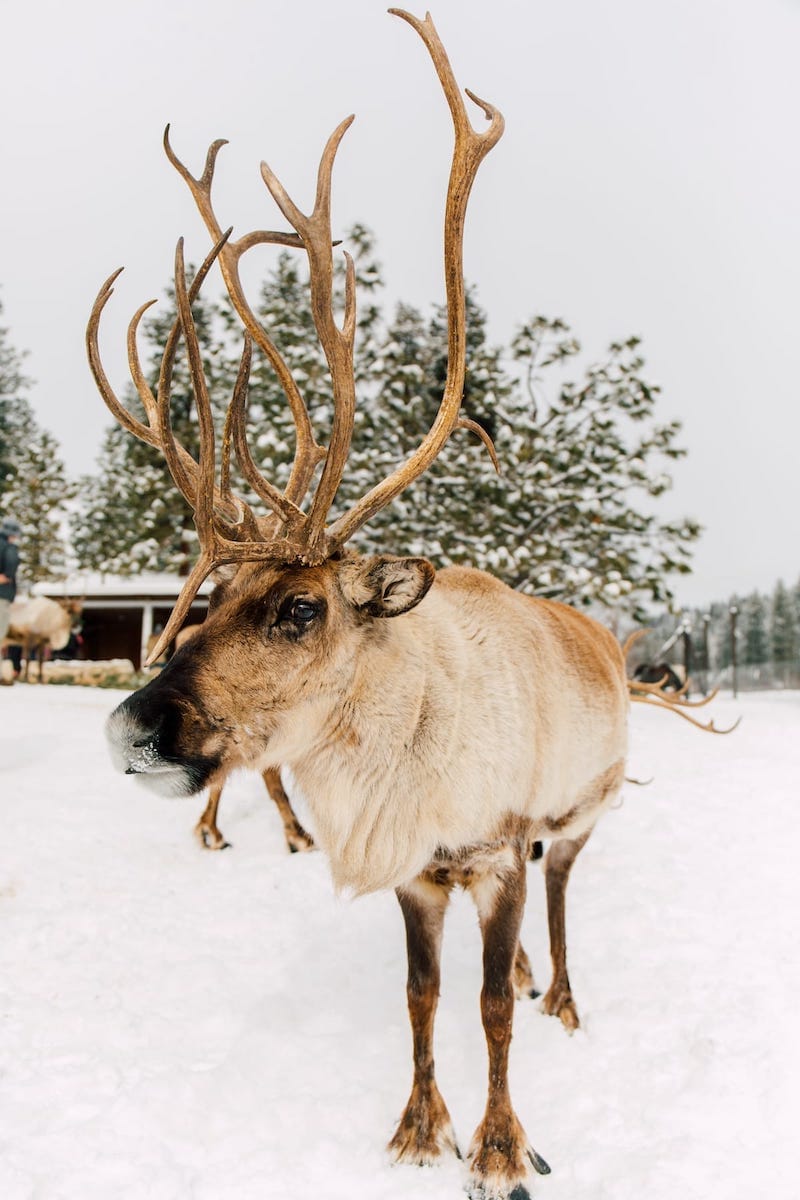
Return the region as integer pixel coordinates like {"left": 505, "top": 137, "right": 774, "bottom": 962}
{"left": 1, "top": 685, "right": 798, "bottom": 1200}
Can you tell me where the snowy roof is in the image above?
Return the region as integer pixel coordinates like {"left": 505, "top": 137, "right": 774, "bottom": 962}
{"left": 31, "top": 571, "right": 213, "bottom": 601}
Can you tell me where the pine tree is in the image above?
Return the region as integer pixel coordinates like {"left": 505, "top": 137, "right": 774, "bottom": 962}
{"left": 5, "top": 411, "right": 73, "bottom": 583}
{"left": 0, "top": 299, "right": 73, "bottom": 584}
{"left": 741, "top": 591, "right": 769, "bottom": 665}
{"left": 349, "top": 307, "right": 699, "bottom": 613}
{"left": 504, "top": 317, "right": 699, "bottom": 611}
{"left": 0, "top": 297, "right": 31, "bottom": 499}
{"left": 342, "top": 289, "right": 510, "bottom": 569}
{"left": 770, "top": 579, "right": 797, "bottom": 664}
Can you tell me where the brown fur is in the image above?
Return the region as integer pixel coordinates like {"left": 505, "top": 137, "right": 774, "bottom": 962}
{"left": 175, "top": 625, "right": 313, "bottom": 853}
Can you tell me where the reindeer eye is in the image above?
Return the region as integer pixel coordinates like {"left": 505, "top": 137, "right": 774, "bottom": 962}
{"left": 271, "top": 594, "right": 326, "bottom": 638}
{"left": 289, "top": 599, "right": 320, "bottom": 624}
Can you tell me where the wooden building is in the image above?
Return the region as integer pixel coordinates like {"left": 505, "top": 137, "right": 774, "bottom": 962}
{"left": 32, "top": 573, "right": 211, "bottom": 671}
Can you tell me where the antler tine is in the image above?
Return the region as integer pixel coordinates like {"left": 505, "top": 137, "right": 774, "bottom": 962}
{"left": 172, "top": 237, "right": 219, "bottom": 548}
{"left": 629, "top": 693, "right": 741, "bottom": 736}
{"left": 226, "top": 341, "right": 305, "bottom": 538}
{"left": 621, "top": 628, "right": 649, "bottom": 659}
{"left": 629, "top": 676, "right": 722, "bottom": 710}
{"left": 259, "top": 114, "right": 358, "bottom": 552}
{"left": 163, "top": 125, "right": 326, "bottom": 510}
{"left": 87, "top": 271, "right": 162, "bottom": 451}
{"left": 456, "top": 417, "right": 501, "bottom": 473}
{"left": 120, "top": 231, "right": 240, "bottom": 513}
{"left": 89, "top": 264, "right": 220, "bottom": 513}
{"left": 220, "top": 336, "right": 261, "bottom": 540}
{"left": 326, "top": 9, "right": 505, "bottom": 549}
{"left": 147, "top": 231, "right": 237, "bottom": 516}
{"left": 145, "top": 551, "right": 217, "bottom": 667}
{"left": 168, "top": 236, "right": 309, "bottom": 539}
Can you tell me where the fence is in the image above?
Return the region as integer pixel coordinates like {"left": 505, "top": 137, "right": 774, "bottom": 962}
{"left": 694, "top": 662, "right": 800, "bottom": 694}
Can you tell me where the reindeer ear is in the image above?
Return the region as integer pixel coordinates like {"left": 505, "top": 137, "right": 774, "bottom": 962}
{"left": 339, "top": 556, "right": 435, "bottom": 618}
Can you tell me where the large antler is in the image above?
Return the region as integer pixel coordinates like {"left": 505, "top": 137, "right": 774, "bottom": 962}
{"left": 88, "top": 9, "right": 503, "bottom": 664}
{"left": 326, "top": 9, "right": 504, "bottom": 545}
{"left": 88, "top": 237, "right": 319, "bottom": 654}
{"left": 622, "top": 628, "right": 740, "bottom": 734}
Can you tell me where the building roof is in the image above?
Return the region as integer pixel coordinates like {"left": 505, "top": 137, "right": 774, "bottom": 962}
{"left": 31, "top": 572, "right": 213, "bottom": 602}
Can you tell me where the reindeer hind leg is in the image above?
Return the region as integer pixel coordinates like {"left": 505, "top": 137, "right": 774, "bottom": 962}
{"left": 513, "top": 941, "right": 540, "bottom": 1000}
{"left": 541, "top": 830, "right": 591, "bottom": 1032}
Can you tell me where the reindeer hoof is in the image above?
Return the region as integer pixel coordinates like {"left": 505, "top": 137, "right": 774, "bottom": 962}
{"left": 541, "top": 987, "right": 580, "bottom": 1032}
{"left": 285, "top": 829, "right": 315, "bottom": 853}
{"left": 389, "top": 1083, "right": 460, "bottom": 1165}
{"left": 527, "top": 1148, "right": 551, "bottom": 1175}
{"left": 467, "top": 1112, "right": 547, "bottom": 1200}
{"left": 389, "top": 1112, "right": 460, "bottom": 1165}
{"left": 194, "top": 825, "right": 231, "bottom": 851}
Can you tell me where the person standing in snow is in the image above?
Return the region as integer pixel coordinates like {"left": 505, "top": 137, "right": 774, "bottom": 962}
{"left": 0, "top": 517, "right": 22, "bottom": 683}
{"left": 0, "top": 516, "right": 21, "bottom": 637}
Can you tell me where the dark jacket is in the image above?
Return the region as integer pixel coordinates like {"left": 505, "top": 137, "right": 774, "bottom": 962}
{"left": 0, "top": 533, "right": 19, "bottom": 601}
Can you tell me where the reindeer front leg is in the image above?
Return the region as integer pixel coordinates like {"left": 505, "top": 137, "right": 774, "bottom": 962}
{"left": 261, "top": 767, "right": 314, "bottom": 853}
{"left": 467, "top": 850, "right": 550, "bottom": 1200}
{"left": 194, "top": 786, "right": 228, "bottom": 849}
{"left": 389, "top": 877, "right": 459, "bottom": 1165}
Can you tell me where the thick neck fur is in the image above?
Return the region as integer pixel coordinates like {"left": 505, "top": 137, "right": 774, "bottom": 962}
{"left": 262, "top": 569, "right": 628, "bottom": 896}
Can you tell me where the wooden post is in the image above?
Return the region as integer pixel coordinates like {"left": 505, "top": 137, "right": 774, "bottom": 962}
{"left": 729, "top": 605, "right": 739, "bottom": 699}
{"left": 681, "top": 620, "right": 693, "bottom": 696}
{"left": 702, "top": 613, "right": 711, "bottom": 695}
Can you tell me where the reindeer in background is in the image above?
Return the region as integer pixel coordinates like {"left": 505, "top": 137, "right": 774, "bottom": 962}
{"left": 89, "top": 11, "right": 658, "bottom": 1197}
{"left": 3, "top": 596, "right": 83, "bottom": 682}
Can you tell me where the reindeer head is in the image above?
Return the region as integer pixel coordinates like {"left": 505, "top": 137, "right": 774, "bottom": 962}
{"left": 91, "top": 10, "right": 503, "bottom": 796}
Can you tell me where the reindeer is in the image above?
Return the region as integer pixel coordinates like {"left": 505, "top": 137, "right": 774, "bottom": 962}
{"left": 3, "top": 596, "right": 82, "bottom": 682}
{"left": 632, "top": 661, "right": 683, "bottom": 692}
{"left": 89, "top": 12, "right": 634, "bottom": 1197}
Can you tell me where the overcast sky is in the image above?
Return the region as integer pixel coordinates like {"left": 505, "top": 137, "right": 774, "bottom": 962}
{"left": 2, "top": 0, "right": 798, "bottom": 608}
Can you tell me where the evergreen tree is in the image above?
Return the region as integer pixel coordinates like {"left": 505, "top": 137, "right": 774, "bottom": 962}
{"left": 0, "top": 299, "right": 73, "bottom": 584}
{"left": 350, "top": 307, "right": 700, "bottom": 612}
{"left": 0, "top": 297, "right": 31, "bottom": 498}
{"left": 741, "top": 591, "right": 769, "bottom": 665}
{"left": 770, "top": 579, "right": 797, "bottom": 664}
{"left": 342, "top": 289, "right": 512, "bottom": 570}
{"left": 4, "top": 408, "right": 73, "bottom": 584}
{"left": 504, "top": 317, "right": 699, "bottom": 610}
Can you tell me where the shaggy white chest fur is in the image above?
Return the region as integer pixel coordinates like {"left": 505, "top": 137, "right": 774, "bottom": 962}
{"left": 274, "top": 568, "right": 628, "bottom": 895}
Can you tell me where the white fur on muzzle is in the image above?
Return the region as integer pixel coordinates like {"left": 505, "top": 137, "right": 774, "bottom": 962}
{"left": 105, "top": 708, "right": 196, "bottom": 798}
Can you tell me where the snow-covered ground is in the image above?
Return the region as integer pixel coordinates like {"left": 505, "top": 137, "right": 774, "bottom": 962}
{"left": 1, "top": 684, "right": 798, "bottom": 1200}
